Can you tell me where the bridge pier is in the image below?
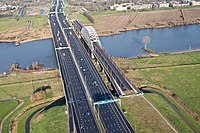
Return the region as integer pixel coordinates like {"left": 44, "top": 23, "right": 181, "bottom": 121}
{"left": 96, "top": 60, "right": 99, "bottom": 65}
{"left": 91, "top": 52, "right": 94, "bottom": 59}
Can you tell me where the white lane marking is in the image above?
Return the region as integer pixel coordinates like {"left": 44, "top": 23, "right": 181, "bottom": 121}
{"left": 56, "top": 47, "right": 70, "bottom": 50}
{"left": 63, "top": 27, "right": 72, "bottom": 30}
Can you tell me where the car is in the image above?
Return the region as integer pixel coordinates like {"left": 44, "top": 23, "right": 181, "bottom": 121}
{"left": 85, "top": 111, "right": 90, "bottom": 116}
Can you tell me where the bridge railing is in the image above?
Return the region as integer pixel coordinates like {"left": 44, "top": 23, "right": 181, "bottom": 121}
{"left": 94, "top": 44, "right": 136, "bottom": 90}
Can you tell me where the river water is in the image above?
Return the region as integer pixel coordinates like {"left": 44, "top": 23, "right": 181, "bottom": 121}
{"left": 1, "top": 24, "right": 200, "bottom": 73}
{"left": 100, "top": 24, "right": 200, "bottom": 58}
{"left": 0, "top": 39, "right": 57, "bottom": 73}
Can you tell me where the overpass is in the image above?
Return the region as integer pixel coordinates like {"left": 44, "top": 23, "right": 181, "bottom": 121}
{"left": 49, "top": 0, "right": 135, "bottom": 132}
{"left": 73, "top": 20, "right": 141, "bottom": 96}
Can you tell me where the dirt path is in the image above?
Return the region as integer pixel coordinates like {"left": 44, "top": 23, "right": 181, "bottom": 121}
{"left": 141, "top": 95, "right": 178, "bottom": 133}
{"left": 0, "top": 99, "right": 24, "bottom": 133}
{"left": 141, "top": 89, "right": 200, "bottom": 133}
{"left": 135, "top": 62, "right": 200, "bottom": 70}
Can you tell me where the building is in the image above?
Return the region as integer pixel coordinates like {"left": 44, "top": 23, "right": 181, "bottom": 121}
{"left": 190, "top": 1, "right": 200, "bottom": 6}
{"left": 158, "top": 3, "right": 169, "bottom": 8}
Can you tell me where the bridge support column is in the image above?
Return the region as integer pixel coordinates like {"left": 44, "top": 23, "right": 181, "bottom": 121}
{"left": 91, "top": 52, "right": 94, "bottom": 59}
{"left": 99, "top": 65, "right": 104, "bottom": 73}
{"left": 96, "top": 60, "right": 99, "bottom": 65}
{"left": 78, "top": 34, "right": 81, "bottom": 38}
{"left": 101, "top": 68, "right": 105, "bottom": 73}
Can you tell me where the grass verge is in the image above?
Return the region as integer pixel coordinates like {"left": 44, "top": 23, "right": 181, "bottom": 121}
{"left": 121, "top": 96, "right": 174, "bottom": 133}
{"left": 17, "top": 103, "right": 48, "bottom": 133}
{"left": 0, "top": 101, "right": 19, "bottom": 121}
{"left": 2, "top": 97, "right": 31, "bottom": 133}
{"left": 31, "top": 105, "right": 68, "bottom": 133}
{"left": 145, "top": 92, "right": 193, "bottom": 132}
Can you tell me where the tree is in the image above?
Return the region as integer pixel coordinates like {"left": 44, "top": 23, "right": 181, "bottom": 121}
{"left": 142, "top": 36, "right": 151, "bottom": 49}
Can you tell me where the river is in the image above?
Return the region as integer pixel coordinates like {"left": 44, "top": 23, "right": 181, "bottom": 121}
{"left": 100, "top": 24, "right": 200, "bottom": 58}
{"left": 0, "top": 39, "right": 57, "bottom": 74}
{"left": 1, "top": 24, "right": 200, "bottom": 73}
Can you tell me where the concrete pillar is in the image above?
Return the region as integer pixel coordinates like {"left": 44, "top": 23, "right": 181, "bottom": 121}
{"left": 96, "top": 60, "right": 99, "bottom": 65}
{"left": 91, "top": 52, "right": 94, "bottom": 59}
{"left": 101, "top": 68, "right": 105, "bottom": 73}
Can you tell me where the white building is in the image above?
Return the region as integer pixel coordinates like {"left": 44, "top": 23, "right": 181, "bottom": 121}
{"left": 190, "top": 1, "right": 200, "bottom": 6}
{"left": 158, "top": 3, "right": 169, "bottom": 8}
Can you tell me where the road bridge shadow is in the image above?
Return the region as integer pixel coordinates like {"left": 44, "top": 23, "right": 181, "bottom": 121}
{"left": 39, "top": 96, "right": 66, "bottom": 114}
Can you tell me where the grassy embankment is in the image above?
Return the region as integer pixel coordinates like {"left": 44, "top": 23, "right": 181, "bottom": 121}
{"left": 0, "top": 70, "right": 66, "bottom": 133}
{"left": 0, "top": 101, "right": 19, "bottom": 120}
{"left": 31, "top": 105, "right": 68, "bottom": 133}
{"left": 16, "top": 102, "right": 68, "bottom": 133}
{"left": 121, "top": 96, "right": 175, "bottom": 133}
{"left": 1, "top": 98, "right": 31, "bottom": 133}
{"left": 0, "top": 16, "right": 49, "bottom": 32}
{"left": 114, "top": 51, "right": 200, "bottom": 132}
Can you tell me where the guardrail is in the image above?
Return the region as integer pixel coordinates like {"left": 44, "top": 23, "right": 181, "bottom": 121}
{"left": 94, "top": 43, "right": 139, "bottom": 93}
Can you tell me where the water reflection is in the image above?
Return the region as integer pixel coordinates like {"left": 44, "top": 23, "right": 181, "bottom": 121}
{"left": 100, "top": 24, "right": 200, "bottom": 58}
{"left": 0, "top": 39, "right": 57, "bottom": 73}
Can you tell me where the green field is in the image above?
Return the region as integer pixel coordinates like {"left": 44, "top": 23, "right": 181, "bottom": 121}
{"left": 121, "top": 96, "right": 174, "bottom": 133}
{"left": 144, "top": 92, "right": 199, "bottom": 133}
{"left": 114, "top": 52, "right": 200, "bottom": 116}
{"left": 31, "top": 105, "right": 68, "bottom": 133}
{"left": 114, "top": 51, "right": 200, "bottom": 131}
{"left": 0, "top": 71, "right": 63, "bottom": 99}
{"left": 0, "top": 70, "right": 64, "bottom": 133}
{"left": 68, "top": 13, "right": 91, "bottom": 24}
{"left": 0, "top": 16, "right": 49, "bottom": 32}
{"left": 140, "top": 65, "right": 200, "bottom": 115}
{"left": 0, "top": 70, "right": 60, "bottom": 85}
{"left": 2, "top": 97, "right": 31, "bottom": 133}
{"left": 115, "top": 51, "right": 200, "bottom": 69}
{"left": 0, "top": 101, "right": 19, "bottom": 120}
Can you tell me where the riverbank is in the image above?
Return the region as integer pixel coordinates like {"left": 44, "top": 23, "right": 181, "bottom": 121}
{"left": 0, "top": 37, "right": 52, "bottom": 44}
{"left": 0, "top": 16, "right": 51, "bottom": 44}
{"left": 89, "top": 8, "right": 200, "bottom": 36}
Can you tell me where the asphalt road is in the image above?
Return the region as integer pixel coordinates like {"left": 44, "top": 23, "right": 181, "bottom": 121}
{"left": 25, "top": 106, "right": 46, "bottom": 133}
{"left": 57, "top": 4, "right": 134, "bottom": 133}
{"left": 49, "top": 0, "right": 100, "bottom": 132}
{"left": 50, "top": 0, "right": 135, "bottom": 132}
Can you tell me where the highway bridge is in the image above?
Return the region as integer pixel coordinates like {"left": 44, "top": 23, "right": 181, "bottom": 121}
{"left": 73, "top": 20, "right": 141, "bottom": 96}
{"left": 49, "top": 0, "right": 135, "bottom": 132}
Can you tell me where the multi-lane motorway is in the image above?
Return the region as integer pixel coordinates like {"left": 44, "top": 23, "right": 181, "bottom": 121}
{"left": 49, "top": 1, "right": 100, "bottom": 133}
{"left": 49, "top": 0, "right": 135, "bottom": 132}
